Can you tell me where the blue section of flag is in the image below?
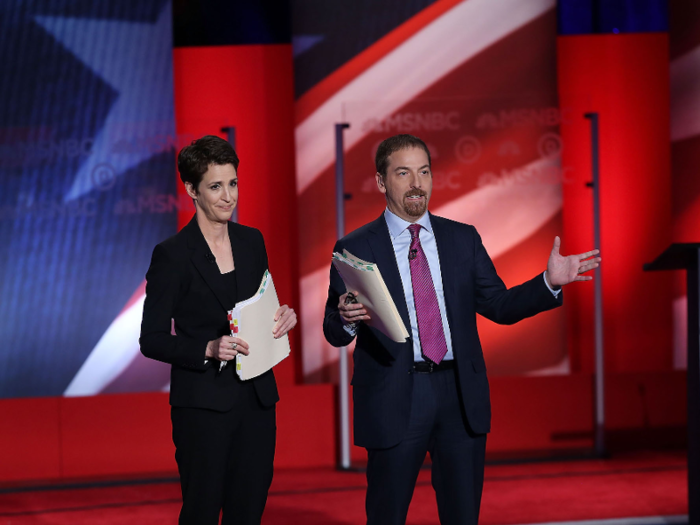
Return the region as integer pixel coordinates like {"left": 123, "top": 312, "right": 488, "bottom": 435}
{"left": 0, "top": 0, "right": 177, "bottom": 398}
{"left": 292, "top": 34, "right": 325, "bottom": 58}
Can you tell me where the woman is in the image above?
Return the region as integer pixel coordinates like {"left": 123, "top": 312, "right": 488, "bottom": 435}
{"left": 140, "top": 135, "right": 296, "bottom": 524}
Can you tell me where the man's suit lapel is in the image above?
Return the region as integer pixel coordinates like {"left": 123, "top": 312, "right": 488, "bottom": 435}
{"left": 185, "top": 217, "right": 231, "bottom": 311}
{"left": 366, "top": 215, "right": 412, "bottom": 336}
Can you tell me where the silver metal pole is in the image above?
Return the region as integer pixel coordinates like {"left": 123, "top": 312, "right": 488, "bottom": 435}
{"left": 335, "top": 123, "right": 351, "bottom": 470}
{"left": 221, "top": 126, "right": 238, "bottom": 223}
{"left": 584, "top": 112, "right": 606, "bottom": 457}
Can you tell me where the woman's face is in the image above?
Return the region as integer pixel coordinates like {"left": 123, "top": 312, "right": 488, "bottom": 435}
{"left": 186, "top": 163, "right": 238, "bottom": 223}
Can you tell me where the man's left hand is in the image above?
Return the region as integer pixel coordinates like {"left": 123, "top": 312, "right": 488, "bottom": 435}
{"left": 546, "top": 236, "right": 601, "bottom": 288}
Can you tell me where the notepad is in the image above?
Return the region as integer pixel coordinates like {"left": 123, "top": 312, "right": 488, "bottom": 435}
{"left": 332, "top": 250, "right": 409, "bottom": 343}
{"left": 226, "top": 271, "right": 291, "bottom": 380}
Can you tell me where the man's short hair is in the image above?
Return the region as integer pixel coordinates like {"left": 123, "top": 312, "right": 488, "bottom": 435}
{"left": 375, "top": 134, "right": 431, "bottom": 177}
{"left": 177, "top": 135, "right": 240, "bottom": 189}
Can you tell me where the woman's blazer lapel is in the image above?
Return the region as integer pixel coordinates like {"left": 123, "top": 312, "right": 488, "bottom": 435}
{"left": 185, "top": 218, "right": 230, "bottom": 310}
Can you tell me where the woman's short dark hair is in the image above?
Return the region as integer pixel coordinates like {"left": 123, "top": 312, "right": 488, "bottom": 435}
{"left": 177, "top": 135, "right": 240, "bottom": 190}
{"left": 375, "top": 134, "right": 431, "bottom": 178}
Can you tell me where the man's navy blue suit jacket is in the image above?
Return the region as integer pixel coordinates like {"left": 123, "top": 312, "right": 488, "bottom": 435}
{"left": 323, "top": 213, "right": 563, "bottom": 449}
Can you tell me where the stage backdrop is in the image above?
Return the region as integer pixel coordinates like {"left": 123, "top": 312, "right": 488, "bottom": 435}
{"left": 0, "top": 0, "right": 179, "bottom": 399}
{"left": 293, "top": 0, "right": 569, "bottom": 382}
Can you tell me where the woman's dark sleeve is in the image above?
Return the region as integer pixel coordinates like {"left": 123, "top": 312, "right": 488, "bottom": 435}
{"left": 139, "top": 244, "right": 210, "bottom": 371}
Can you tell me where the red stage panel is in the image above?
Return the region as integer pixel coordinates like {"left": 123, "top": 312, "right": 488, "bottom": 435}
{"left": 558, "top": 33, "right": 673, "bottom": 374}
{"left": 489, "top": 371, "right": 686, "bottom": 455}
{"left": 0, "top": 397, "right": 61, "bottom": 482}
{"left": 489, "top": 374, "right": 594, "bottom": 453}
{"left": 59, "top": 393, "right": 175, "bottom": 479}
{"left": 275, "top": 384, "right": 336, "bottom": 468}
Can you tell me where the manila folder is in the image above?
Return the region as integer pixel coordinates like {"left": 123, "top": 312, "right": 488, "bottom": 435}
{"left": 332, "top": 250, "right": 409, "bottom": 343}
{"left": 232, "top": 272, "right": 291, "bottom": 381}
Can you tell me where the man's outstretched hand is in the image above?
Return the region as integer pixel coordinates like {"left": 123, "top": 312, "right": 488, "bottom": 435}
{"left": 546, "top": 236, "right": 601, "bottom": 289}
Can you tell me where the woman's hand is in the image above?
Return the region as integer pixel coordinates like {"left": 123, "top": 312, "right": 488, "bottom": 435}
{"left": 206, "top": 336, "right": 250, "bottom": 361}
{"left": 273, "top": 304, "right": 297, "bottom": 339}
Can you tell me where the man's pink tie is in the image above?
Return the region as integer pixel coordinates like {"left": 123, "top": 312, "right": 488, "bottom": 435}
{"left": 408, "top": 224, "right": 448, "bottom": 364}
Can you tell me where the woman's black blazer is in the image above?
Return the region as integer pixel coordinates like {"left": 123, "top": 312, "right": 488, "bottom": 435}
{"left": 140, "top": 216, "right": 279, "bottom": 411}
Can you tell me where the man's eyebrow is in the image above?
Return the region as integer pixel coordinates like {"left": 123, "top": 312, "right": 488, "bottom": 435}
{"left": 394, "top": 164, "right": 430, "bottom": 171}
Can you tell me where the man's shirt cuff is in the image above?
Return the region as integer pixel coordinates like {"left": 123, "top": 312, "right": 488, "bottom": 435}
{"left": 342, "top": 322, "right": 358, "bottom": 337}
{"left": 543, "top": 271, "right": 561, "bottom": 298}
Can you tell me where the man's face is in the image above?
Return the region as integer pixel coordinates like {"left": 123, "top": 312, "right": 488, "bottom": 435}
{"left": 376, "top": 146, "right": 432, "bottom": 222}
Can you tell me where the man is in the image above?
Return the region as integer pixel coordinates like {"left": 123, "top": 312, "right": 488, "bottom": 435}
{"left": 323, "top": 134, "right": 599, "bottom": 525}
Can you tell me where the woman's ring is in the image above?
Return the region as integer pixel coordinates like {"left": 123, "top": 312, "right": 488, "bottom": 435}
{"left": 232, "top": 342, "right": 237, "bottom": 349}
